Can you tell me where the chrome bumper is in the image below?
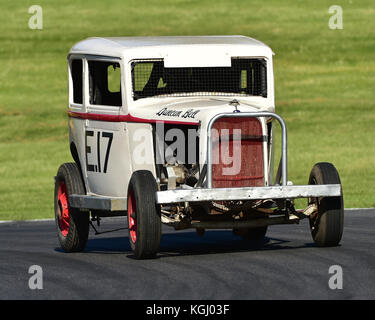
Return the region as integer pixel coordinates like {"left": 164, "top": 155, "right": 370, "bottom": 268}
{"left": 69, "top": 184, "right": 341, "bottom": 211}
{"left": 155, "top": 184, "right": 342, "bottom": 204}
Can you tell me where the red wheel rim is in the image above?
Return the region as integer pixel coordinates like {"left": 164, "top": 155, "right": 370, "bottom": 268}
{"left": 57, "top": 182, "right": 70, "bottom": 237}
{"left": 128, "top": 190, "right": 137, "bottom": 243}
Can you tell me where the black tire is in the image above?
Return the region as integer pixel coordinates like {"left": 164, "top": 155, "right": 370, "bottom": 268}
{"left": 127, "top": 170, "right": 161, "bottom": 259}
{"left": 54, "top": 162, "right": 89, "bottom": 252}
{"left": 308, "top": 162, "right": 344, "bottom": 247}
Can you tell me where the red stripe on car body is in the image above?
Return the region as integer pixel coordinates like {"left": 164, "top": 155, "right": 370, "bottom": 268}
{"left": 67, "top": 111, "right": 199, "bottom": 126}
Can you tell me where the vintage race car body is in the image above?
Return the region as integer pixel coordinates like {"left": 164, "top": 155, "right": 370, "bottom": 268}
{"left": 55, "top": 36, "right": 344, "bottom": 258}
{"left": 67, "top": 36, "right": 275, "bottom": 197}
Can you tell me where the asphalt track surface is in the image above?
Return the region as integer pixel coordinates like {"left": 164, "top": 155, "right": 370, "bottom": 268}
{"left": 0, "top": 209, "right": 374, "bottom": 300}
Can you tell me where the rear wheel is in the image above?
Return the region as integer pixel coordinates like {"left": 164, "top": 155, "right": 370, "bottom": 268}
{"left": 54, "top": 162, "right": 89, "bottom": 252}
{"left": 308, "top": 162, "right": 344, "bottom": 247}
{"left": 127, "top": 171, "right": 161, "bottom": 259}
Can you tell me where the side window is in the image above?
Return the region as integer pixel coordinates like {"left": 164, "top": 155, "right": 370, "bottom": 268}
{"left": 88, "top": 61, "right": 122, "bottom": 106}
{"left": 107, "top": 64, "right": 121, "bottom": 93}
{"left": 71, "top": 59, "right": 83, "bottom": 104}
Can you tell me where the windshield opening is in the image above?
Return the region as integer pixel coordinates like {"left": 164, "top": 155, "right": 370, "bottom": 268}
{"left": 131, "top": 58, "right": 267, "bottom": 101}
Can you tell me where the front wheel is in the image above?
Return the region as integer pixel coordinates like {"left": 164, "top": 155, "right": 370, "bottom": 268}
{"left": 127, "top": 171, "right": 161, "bottom": 259}
{"left": 308, "top": 162, "right": 344, "bottom": 247}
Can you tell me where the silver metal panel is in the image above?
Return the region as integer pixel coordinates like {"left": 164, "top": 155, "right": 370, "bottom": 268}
{"left": 156, "top": 184, "right": 341, "bottom": 204}
{"left": 69, "top": 194, "right": 127, "bottom": 211}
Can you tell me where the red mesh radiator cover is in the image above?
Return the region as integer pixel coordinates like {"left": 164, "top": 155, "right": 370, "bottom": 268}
{"left": 211, "top": 117, "right": 264, "bottom": 188}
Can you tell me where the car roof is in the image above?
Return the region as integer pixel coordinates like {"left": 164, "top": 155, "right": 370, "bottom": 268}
{"left": 69, "top": 36, "right": 274, "bottom": 66}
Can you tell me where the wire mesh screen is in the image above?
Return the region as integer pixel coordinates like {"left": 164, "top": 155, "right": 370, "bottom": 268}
{"left": 131, "top": 58, "right": 267, "bottom": 100}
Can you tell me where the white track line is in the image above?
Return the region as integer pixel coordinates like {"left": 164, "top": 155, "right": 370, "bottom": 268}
{"left": 0, "top": 218, "right": 54, "bottom": 224}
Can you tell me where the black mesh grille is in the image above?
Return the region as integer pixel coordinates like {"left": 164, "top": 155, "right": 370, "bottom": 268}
{"left": 131, "top": 58, "right": 267, "bottom": 100}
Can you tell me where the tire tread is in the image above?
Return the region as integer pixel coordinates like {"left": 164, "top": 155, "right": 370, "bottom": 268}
{"left": 309, "top": 162, "right": 344, "bottom": 247}
{"left": 55, "top": 162, "right": 89, "bottom": 252}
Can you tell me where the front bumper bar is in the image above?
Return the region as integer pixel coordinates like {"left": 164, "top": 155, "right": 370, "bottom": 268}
{"left": 69, "top": 184, "right": 341, "bottom": 211}
{"left": 155, "top": 184, "right": 341, "bottom": 204}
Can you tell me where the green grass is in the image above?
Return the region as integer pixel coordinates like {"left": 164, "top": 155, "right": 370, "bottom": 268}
{"left": 0, "top": 0, "right": 374, "bottom": 220}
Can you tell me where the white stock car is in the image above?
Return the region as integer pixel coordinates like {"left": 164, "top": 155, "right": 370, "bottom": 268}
{"left": 54, "top": 36, "right": 344, "bottom": 259}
